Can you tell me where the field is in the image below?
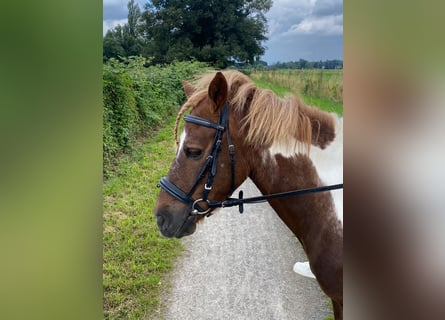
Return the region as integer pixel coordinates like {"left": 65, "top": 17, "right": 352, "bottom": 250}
{"left": 103, "top": 67, "right": 343, "bottom": 319}
{"left": 249, "top": 69, "right": 343, "bottom": 115}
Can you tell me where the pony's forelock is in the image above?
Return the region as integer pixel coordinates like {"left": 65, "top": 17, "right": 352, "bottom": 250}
{"left": 174, "top": 91, "right": 206, "bottom": 147}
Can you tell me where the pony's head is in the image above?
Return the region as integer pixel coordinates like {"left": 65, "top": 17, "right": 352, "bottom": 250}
{"left": 154, "top": 72, "right": 250, "bottom": 237}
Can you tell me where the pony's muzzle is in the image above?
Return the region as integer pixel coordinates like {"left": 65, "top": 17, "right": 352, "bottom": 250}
{"left": 155, "top": 208, "right": 197, "bottom": 238}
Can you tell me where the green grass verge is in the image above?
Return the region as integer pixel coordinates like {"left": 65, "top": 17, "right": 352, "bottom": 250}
{"left": 103, "top": 114, "right": 182, "bottom": 319}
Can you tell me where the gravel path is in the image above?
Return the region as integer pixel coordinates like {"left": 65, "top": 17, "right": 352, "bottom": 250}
{"left": 157, "top": 179, "right": 333, "bottom": 320}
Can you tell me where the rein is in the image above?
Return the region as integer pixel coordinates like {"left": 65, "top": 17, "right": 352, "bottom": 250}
{"left": 158, "top": 102, "right": 343, "bottom": 216}
{"left": 206, "top": 183, "right": 343, "bottom": 214}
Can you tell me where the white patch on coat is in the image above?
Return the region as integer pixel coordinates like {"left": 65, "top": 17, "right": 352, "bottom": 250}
{"left": 292, "top": 117, "right": 343, "bottom": 279}
{"left": 309, "top": 116, "right": 343, "bottom": 224}
{"left": 268, "top": 138, "right": 299, "bottom": 158}
{"left": 268, "top": 116, "right": 343, "bottom": 224}
{"left": 178, "top": 130, "right": 186, "bottom": 155}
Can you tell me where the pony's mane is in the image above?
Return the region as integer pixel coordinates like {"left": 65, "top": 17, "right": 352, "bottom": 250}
{"left": 175, "top": 70, "right": 335, "bottom": 153}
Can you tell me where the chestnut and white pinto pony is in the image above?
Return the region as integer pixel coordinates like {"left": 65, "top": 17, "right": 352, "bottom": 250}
{"left": 154, "top": 71, "right": 343, "bottom": 319}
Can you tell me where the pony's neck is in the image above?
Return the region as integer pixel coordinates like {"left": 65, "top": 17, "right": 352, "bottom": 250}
{"left": 248, "top": 151, "right": 342, "bottom": 256}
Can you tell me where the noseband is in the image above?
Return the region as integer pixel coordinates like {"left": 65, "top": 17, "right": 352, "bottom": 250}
{"left": 158, "top": 103, "right": 235, "bottom": 216}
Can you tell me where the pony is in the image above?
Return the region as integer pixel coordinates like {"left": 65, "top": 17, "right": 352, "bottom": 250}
{"left": 154, "top": 71, "right": 343, "bottom": 319}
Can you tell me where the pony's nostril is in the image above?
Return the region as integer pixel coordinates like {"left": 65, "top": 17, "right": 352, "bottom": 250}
{"left": 156, "top": 215, "right": 165, "bottom": 228}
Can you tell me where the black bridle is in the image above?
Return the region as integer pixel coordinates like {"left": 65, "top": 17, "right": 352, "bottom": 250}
{"left": 159, "top": 102, "right": 235, "bottom": 216}
{"left": 158, "top": 102, "right": 343, "bottom": 217}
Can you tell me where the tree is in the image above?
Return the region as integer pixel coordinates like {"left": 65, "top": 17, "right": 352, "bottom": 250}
{"left": 103, "top": 26, "right": 126, "bottom": 61}
{"left": 127, "top": 0, "right": 141, "bottom": 38}
{"left": 140, "top": 0, "right": 271, "bottom": 67}
{"left": 103, "top": 0, "right": 144, "bottom": 61}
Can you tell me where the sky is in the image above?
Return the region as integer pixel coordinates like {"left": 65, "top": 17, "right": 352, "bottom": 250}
{"left": 103, "top": 0, "right": 343, "bottom": 64}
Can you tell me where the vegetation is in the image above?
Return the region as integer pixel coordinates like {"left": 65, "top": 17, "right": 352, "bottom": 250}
{"left": 249, "top": 69, "right": 343, "bottom": 115}
{"left": 103, "top": 59, "right": 210, "bottom": 319}
{"left": 103, "top": 0, "right": 144, "bottom": 60}
{"left": 104, "top": 0, "right": 272, "bottom": 68}
{"left": 267, "top": 59, "right": 343, "bottom": 70}
{"left": 103, "top": 57, "right": 208, "bottom": 177}
{"left": 103, "top": 115, "right": 181, "bottom": 320}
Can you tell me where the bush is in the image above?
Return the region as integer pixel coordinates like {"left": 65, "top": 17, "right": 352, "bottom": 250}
{"left": 103, "top": 57, "right": 208, "bottom": 176}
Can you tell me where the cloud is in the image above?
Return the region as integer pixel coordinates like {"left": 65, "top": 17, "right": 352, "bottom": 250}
{"left": 103, "top": 0, "right": 128, "bottom": 20}
{"left": 266, "top": 0, "right": 343, "bottom": 38}
{"left": 311, "top": 0, "right": 342, "bottom": 17}
{"left": 286, "top": 14, "right": 343, "bottom": 36}
{"left": 265, "top": 0, "right": 312, "bottom": 38}
{"left": 103, "top": 19, "right": 127, "bottom": 36}
{"left": 262, "top": 0, "right": 343, "bottom": 63}
{"left": 103, "top": 0, "right": 146, "bottom": 36}
{"left": 261, "top": 33, "right": 343, "bottom": 63}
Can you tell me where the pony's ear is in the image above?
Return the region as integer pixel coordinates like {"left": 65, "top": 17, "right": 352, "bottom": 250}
{"left": 208, "top": 72, "right": 228, "bottom": 113}
{"left": 182, "top": 80, "right": 196, "bottom": 98}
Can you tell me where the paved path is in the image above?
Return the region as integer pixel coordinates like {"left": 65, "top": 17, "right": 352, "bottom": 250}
{"left": 157, "top": 179, "right": 332, "bottom": 320}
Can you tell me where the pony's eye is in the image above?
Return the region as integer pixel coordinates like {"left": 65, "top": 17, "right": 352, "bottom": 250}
{"left": 185, "top": 147, "right": 203, "bottom": 159}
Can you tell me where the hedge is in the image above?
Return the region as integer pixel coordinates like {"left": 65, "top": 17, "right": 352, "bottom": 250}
{"left": 103, "top": 57, "right": 208, "bottom": 176}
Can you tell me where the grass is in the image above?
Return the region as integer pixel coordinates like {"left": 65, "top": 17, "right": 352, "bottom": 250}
{"left": 301, "top": 95, "right": 343, "bottom": 116}
{"left": 103, "top": 114, "right": 182, "bottom": 319}
{"left": 252, "top": 77, "right": 294, "bottom": 97}
{"left": 250, "top": 69, "right": 343, "bottom": 102}
{"left": 252, "top": 74, "right": 343, "bottom": 115}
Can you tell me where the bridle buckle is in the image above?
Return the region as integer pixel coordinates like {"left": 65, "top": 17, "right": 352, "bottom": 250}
{"left": 191, "top": 198, "right": 211, "bottom": 216}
